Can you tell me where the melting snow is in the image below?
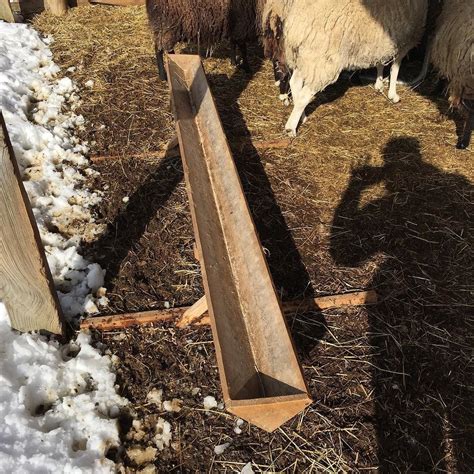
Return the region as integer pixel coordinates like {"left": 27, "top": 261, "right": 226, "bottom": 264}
{"left": 0, "top": 22, "right": 105, "bottom": 319}
{"left": 203, "top": 396, "right": 218, "bottom": 410}
{"left": 0, "top": 22, "right": 127, "bottom": 472}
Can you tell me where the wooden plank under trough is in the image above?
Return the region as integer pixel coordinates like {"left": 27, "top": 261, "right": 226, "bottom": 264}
{"left": 80, "top": 290, "right": 378, "bottom": 331}
{"left": 166, "top": 54, "right": 311, "bottom": 432}
{"left": 0, "top": 113, "right": 64, "bottom": 335}
{"left": 88, "top": 0, "right": 144, "bottom": 5}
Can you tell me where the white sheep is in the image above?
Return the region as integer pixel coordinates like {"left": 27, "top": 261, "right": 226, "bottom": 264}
{"left": 262, "top": 0, "right": 428, "bottom": 136}
{"left": 431, "top": 0, "right": 473, "bottom": 149}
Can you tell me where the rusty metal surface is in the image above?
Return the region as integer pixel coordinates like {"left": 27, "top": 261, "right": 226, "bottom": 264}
{"left": 167, "top": 54, "right": 311, "bottom": 432}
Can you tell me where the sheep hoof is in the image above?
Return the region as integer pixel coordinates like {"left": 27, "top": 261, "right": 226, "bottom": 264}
{"left": 279, "top": 94, "right": 290, "bottom": 106}
{"left": 389, "top": 93, "right": 400, "bottom": 103}
{"left": 285, "top": 127, "right": 297, "bottom": 137}
{"left": 374, "top": 80, "right": 384, "bottom": 92}
{"left": 275, "top": 80, "right": 281, "bottom": 87}
{"left": 237, "top": 61, "right": 251, "bottom": 73}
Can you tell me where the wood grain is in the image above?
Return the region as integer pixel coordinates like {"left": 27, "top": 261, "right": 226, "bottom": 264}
{"left": 176, "top": 295, "right": 207, "bottom": 328}
{"left": 44, "top": 0, "right": 67, "bottom": 15}
{"left": 0, "top": 113, "right": 64, "bottom": 335}
{"left": 0, "top": 0, "right": 15, "bottom": 21}
{"left": 167, "top": 55, "right": 311, "bottom": 432}
{"left": 80, "top": 290, "right": 377, "bottom": 331}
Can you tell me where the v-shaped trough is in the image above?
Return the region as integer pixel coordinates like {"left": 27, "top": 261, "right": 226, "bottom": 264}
{"left": 167, "top": 54, "right": 311, "bottom": 432}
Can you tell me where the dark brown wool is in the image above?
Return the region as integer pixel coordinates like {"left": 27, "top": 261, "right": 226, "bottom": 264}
{"left": 146, "top": 0, "right": 260, "bottom": 52}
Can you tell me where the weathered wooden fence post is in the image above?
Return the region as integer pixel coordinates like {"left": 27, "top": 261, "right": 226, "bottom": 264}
{"left": 0, "top": 0, "right": 15, "bottom": 22}
{"left": 0, "top": 113, "right": 65, "bottom": 335}
{"left": 44, "top": 0, "right": 67, "bottom": 16}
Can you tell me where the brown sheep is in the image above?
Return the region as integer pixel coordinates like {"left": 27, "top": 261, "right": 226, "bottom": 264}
{"left": 146, "top": 0, "right": 260, "bottom": 80}
{"left": 431, "top": 0, "right": 474, "bottom": 149}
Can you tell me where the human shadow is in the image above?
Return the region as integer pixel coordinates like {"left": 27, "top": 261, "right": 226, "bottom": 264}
{"left": 330, "top": 137, "right": 473, "bottom": 471}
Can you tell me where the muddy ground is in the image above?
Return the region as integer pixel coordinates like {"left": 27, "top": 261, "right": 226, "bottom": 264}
{"left": 35, "top": 6, "right": 473, "bottom": 472}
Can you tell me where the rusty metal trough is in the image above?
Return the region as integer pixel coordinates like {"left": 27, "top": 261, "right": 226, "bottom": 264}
{"left": 167, "top": 55, "right": 312, "bottom": 432}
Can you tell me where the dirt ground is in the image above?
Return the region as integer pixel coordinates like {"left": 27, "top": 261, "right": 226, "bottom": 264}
{"left": 35, "top": 6, "right": 473, "bottom": 472}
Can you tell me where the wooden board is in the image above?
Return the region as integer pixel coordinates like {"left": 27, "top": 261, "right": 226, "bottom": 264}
{"left": 11, "top": 0, "right": 86, "bottom": 16}
{"left": 167, "top": 55, "right": 311, "bottom": 432}
{"left": 0, "top": 0, "right": 15, "bottom": 21}
{"left": 80, "top": 290, "right": 378, "bottom": 331}
{"left": 0, "top": 113, "right": 64, "bottom": 335}
{"left": 44, "top": 0, "right": 67, "bottom": 15}
{"left": 89, "top": 0, "right": 144, "bottom": 5}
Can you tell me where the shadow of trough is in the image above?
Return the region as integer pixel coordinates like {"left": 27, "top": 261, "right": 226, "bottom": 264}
{"left": 89, "top": 155, "right": 183, "bottom": 294}
{"left": 90, "top": 47, "right": 328, "bottom": 357}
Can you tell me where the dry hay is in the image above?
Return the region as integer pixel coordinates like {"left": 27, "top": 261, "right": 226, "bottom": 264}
{"left": 35, "top": 5, "right": 473, "bottom": 472}
{"left": 34, "top": 5, "right": 174, "bottom": 155}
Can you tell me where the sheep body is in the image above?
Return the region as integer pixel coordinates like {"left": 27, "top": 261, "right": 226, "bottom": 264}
{"left": 146, "top": 0, "right": 259, "bottom": 78}
{"left": 431, "top": 0, "right": 473, "bottom": 101}
{"left": 262, "top": 0, "right": 428, "bottom": 135}
{"left": 431, "top": 0, "right": 473, "bottom": 148}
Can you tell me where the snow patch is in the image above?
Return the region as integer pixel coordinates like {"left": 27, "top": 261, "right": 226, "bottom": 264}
{"left": 203, "top": 396, "right": 218, "bottom": 410}
{"left": 214, "top": 442, "right": 231, "bottom": 455}
{"left": 146, "top": 388, "right": 163, "bottom": 407}
{"left": 0, "top": 304, "right": 126, "bottom": 472}
{"left": 154, "top": 418, "right": 172, "bottom": 450}
{"left": 0, "top": 23, "right": 128, "bottom": 472}
{"left": 240, "top": 462, "right": 255, "bottom": 473}
{"left": 0, "top": 22, "right": 105, "bottom": 319}
{"left": 163, "top": 398, "right": 182, "bottom": 413}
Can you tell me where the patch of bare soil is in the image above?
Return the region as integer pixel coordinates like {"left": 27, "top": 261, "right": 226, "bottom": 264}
{"left": 99, "top": 309, "right": 373, "bottom": 472}
{"left": 35, "top": 6, "right": 473, "bottom": 472}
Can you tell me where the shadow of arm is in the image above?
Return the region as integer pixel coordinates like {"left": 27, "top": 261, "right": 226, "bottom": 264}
{"left": 330, "top": 165, "right": 383, "bottom": 267}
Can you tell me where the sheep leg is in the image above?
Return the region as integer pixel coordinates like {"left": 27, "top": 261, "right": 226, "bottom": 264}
{"left": 272, "top": 60, "right": 291, "bottom": 104}
{"left": 388, "top": 54, "right": 403, "bottom": 103}
{"left": 155, "top": 44, "right": 167, "bottom": 81}
{"left": 374, "top": 63, "right": 384, "bottom": 92}
{"left": 273, "top": 60, "right": 280, "bottom": 85}
{"left": 458, "top": 103, "right": 473, "bottom": 150}
{"left": 279, "top": 75, "right": 291, "bottom": 106}
{"left": 238, "top": 42, "right": 251, "bottom": 73}
{"left": 279, "top": 65, "right": 292, "bottom": 106}
{"left": 285, "top": 71, "right": 314, "bottom": 136}
{"left": 230, "top": 42, "right": 237, "bottom": 66}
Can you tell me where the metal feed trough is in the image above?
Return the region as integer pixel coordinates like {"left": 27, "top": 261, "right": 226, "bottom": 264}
{"left": 167, "top": 54, "right": 312, "bottom": 432}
